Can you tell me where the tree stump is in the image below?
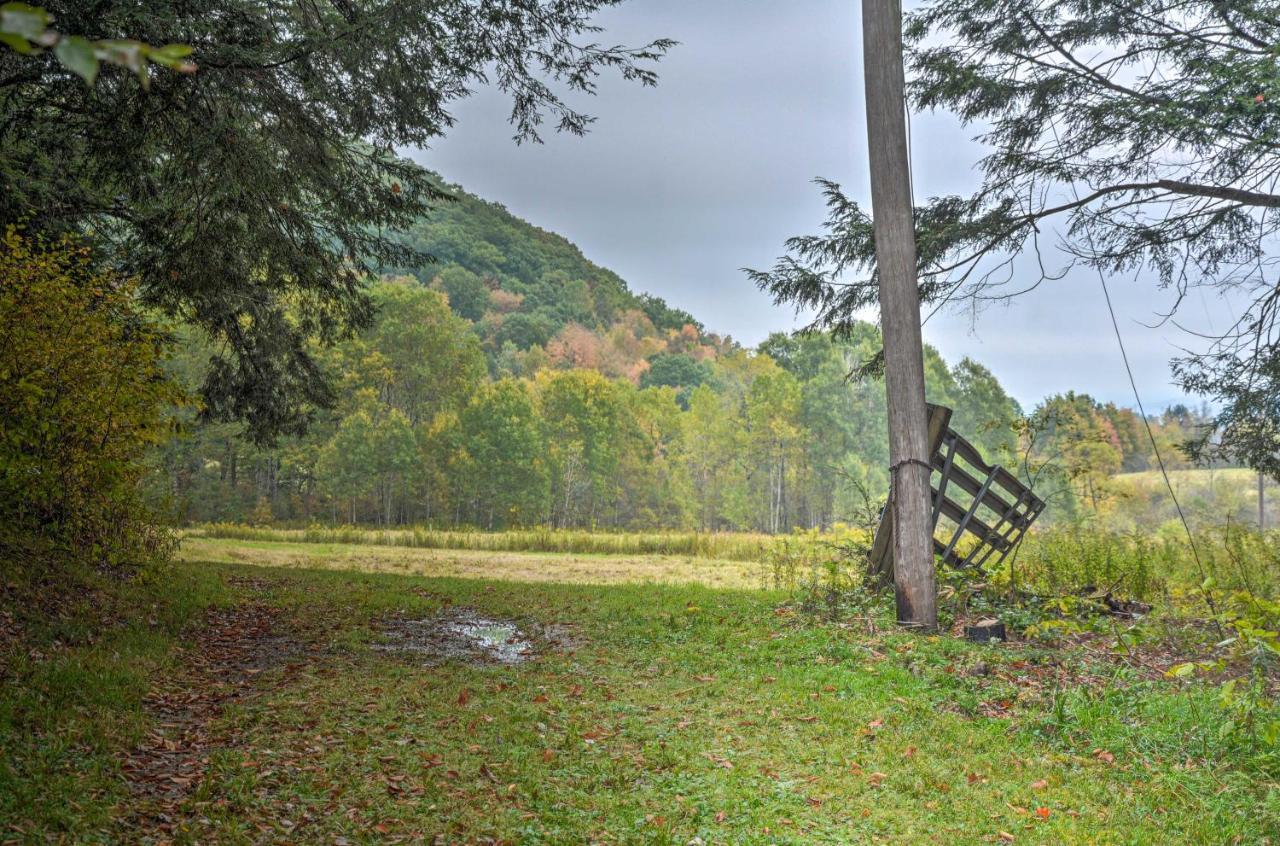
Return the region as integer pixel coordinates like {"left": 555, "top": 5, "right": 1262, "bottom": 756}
{"left": 964, "top": 618, "right": 1005, "bottom": 643}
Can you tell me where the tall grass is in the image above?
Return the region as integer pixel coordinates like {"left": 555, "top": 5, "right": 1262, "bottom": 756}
{"left": 1007, "top": 522, "right": 1280, "bottom": 600}
{"left": 1009, "top": 526, "right": 1167, "bottom": 600}
{"left": 189, "top": 523, "right": 780, "bottom": 562}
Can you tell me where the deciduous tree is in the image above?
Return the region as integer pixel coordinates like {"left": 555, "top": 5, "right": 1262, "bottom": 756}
{"left": 0, "top": 229, "right": 179, "bottom": 566}
{"left": 458, "top": 380, "right": 548, "bottom": 528}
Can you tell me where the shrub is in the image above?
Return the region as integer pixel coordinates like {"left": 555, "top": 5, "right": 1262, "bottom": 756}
{"left": 0, "top": 230, "right": 180, "bottom": 573}
{"left": 1005, "top": 525, "right": 1163, "bottom": 600}
{"left": 761, "top": 525, "right": 877, "bottom": 618}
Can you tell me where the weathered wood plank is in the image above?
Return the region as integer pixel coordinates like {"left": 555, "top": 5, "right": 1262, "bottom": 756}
{"left": 869, "top": 402, "right": 1043, "bottom": 580}
{"left": 931, "top": 486, "right": 1011, "bottom": 551}
{"left": 924, "top": 403, "right": 953, "bottom": 458}
{"left": 930, "top": 452, "right": 1021, "bottom": 520}
{"left": 942, "top": 467, "right": 998, "bottom": 565}
{"left": 944, "top": 435, "right": 1033, "bottom": 500}
{"left": 871, "top": 403, "right": 953, "bottom": 581}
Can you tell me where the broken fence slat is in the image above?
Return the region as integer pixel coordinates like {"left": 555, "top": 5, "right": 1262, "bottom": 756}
{"left": 870, "top": 403, "right": 1045, "bottom": 579}
{"left": 940, "top": 466, "right": 999, "bottom": 565}
{"left": 930, "top": 450, "right": 1014, "bottom": 519}
{"left": 930, "top": 487, "right": 1011, "bottom": 552}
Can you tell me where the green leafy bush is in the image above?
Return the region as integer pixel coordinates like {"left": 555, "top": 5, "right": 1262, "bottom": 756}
{"left": 0, "top": 229, "right": 179, "bottom": 573}
{"left": 1005, "top": 525, "right": 1165, "bottom": 600}
{"left": 1167, "top": 589, "right": 1280, "bottom": 751}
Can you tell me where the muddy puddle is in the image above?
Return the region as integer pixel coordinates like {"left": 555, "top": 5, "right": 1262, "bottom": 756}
{"left": 374, "top": 609, "right": 572, "bottom": 666}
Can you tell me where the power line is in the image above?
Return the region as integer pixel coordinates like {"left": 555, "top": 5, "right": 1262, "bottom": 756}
{"left": 1047, "top": 121, "right": 1223, "bottom": 632}
{"left": 905, "top": 98, "right": 915, "bottom": 213}
{"left": 1095, "top": 271, "right": 1221, "bottom": 630}
{"left": 914, "top": 117, "right": 1222, "bottom": 626}
{"left": 1045, "top": 147, "right": 1224, "bottom": 630}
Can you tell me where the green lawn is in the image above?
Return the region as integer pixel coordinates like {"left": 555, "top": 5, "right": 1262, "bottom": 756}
{"left": 3, "top": 556, "right": 1278, "bottom": 844}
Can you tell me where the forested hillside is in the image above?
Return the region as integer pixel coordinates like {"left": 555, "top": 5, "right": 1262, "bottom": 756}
{"left": 394, "top": 176, "right": 707, "bottom": 371}
{"left": 148, "top": 179, "right": 1213, "bottom": 532}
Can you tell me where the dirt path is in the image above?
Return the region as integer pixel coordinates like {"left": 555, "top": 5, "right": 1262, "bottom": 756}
{"left": 117, "top": 580, "right": 313, "bottom": 838}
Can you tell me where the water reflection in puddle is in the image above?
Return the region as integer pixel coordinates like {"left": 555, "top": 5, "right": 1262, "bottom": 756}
{"left": 439, "top": 617, "right": 532, "bottom": 663}
{"left": 375, "top": 610, "right": 535, "bottom": 665}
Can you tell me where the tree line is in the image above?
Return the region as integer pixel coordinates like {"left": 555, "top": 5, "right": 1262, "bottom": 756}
{"left": 150, "top": 276, "right": 1212, "bottom": 532}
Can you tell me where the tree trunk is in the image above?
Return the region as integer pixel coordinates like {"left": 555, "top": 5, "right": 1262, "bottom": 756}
{"left": 863, "top": 0, "right": 936, "bottom": 630}
{"left": 1261, "top": 471, "right": 1266, "bottom": 531}
{"left": 773, "top": 453, "right": 783, "bottom": 532}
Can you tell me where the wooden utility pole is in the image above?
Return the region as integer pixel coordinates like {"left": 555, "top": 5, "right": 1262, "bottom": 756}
{"left": 862, "top": 0, "right": 936, "bottom": 629}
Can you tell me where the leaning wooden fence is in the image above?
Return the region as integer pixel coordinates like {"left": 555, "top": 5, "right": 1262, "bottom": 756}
{"left": 870, "top": 404, "right": 1044, "bottom": 580}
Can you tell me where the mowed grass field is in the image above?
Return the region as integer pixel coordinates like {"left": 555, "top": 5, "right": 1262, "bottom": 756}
{"left": 4, "top": 542, "right": 1279, "bottom": 844}
{"left": 1113, "top": 467, "right": 1276, "bottom": 517}
{"left": 190, "top": 525, "right": 780, "bottom": 563}
{"left": 177, "top": 536, "right": 762, "bottom": 589}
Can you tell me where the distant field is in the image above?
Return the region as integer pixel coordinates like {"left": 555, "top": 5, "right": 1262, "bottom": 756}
{"left": 1108, "top": 467, "right": 1276, "bottom": 528}
{"left": 1114, "top": 467, "right": 1269, "bottom": 492}
{"left": 177, "top": 536, "right": 762, "bottom": 589}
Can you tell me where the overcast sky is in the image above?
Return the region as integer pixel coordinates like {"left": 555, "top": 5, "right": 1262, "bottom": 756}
{"left": 411, "top": 0, "right": 1236, "bottom": 412}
